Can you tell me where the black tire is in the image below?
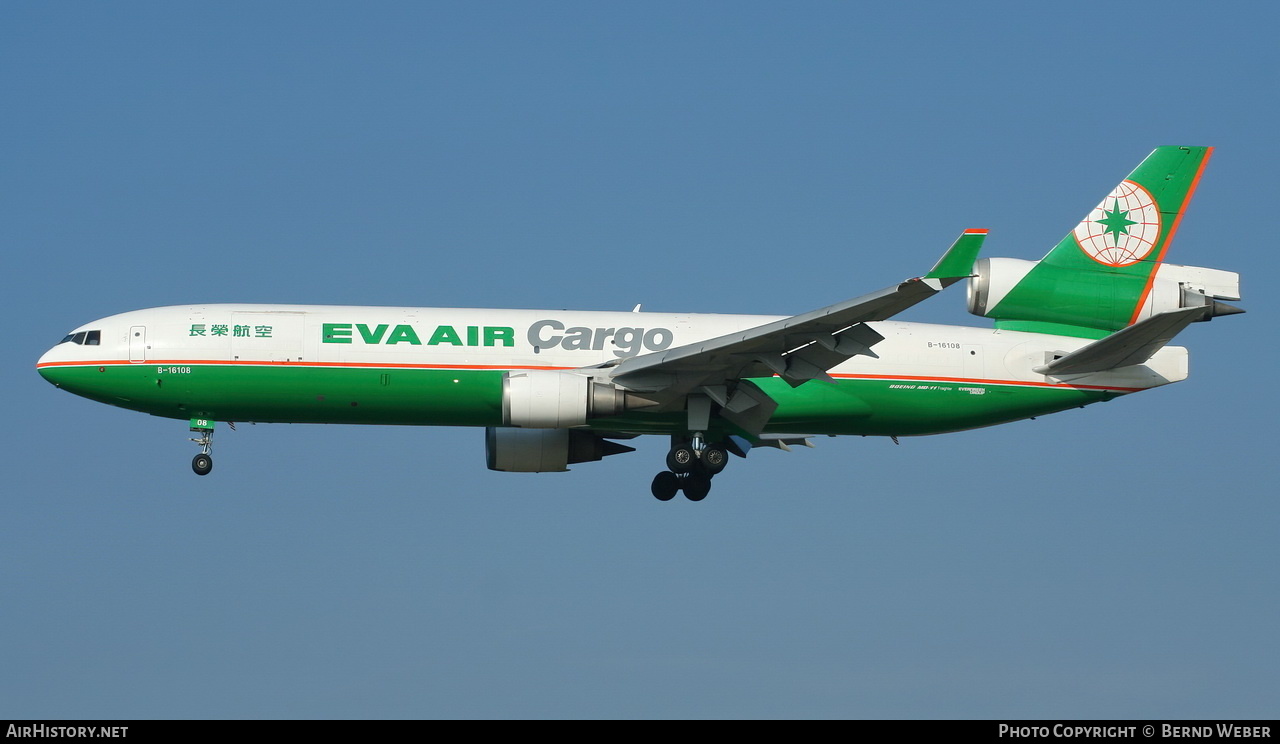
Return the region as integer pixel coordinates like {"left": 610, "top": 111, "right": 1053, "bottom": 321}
{"left": 701, "top": 445, "right": 729, "bottom": 475}
{"left": 192, "top": 453, "right": 213, "bottom": 476}
{"left": 666, "top": 444, "right": 696, "bottom": 473}
{"left": 682, "top": 471, "right": 711, "bottom": 501}
{"left": 651, "top": 471, "right": 679, "bottom": 501}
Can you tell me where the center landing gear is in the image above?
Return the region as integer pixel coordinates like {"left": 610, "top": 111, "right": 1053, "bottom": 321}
{"left": 651, "top": 436, "right": 730, "bottom": 501}
{"left": 189, "top": 419, "right": 215, "bottom": 476}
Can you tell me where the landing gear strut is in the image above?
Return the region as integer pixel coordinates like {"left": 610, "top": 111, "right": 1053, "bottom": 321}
{"left": 652, "top": 435, "right": 729, "bottom": 501}
{"left": 189, "top": 418, "right": 215, "bottom": 476}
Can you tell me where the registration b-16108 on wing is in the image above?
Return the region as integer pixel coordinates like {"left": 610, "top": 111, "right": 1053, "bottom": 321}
{"left": 37, "top": 147, "right": 1241, "bottom": 501}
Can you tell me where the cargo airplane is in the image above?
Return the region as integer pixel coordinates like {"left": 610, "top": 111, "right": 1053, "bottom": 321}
{"left": 37, "top": 147, "right": 1241, "bottom": 500}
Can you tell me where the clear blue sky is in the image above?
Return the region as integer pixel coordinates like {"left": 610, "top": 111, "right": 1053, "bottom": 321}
{"left": 3, "top": 1, "right": 1276, "bottom": 719}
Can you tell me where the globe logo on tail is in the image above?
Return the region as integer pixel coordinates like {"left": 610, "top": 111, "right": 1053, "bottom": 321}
{"left": 1072, "top": 180, "right": 1161, "bottom": 267}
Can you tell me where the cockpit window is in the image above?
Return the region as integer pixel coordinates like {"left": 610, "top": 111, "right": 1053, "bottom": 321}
{"left": 60, "top": 330, "right": 102, "bottom": 346}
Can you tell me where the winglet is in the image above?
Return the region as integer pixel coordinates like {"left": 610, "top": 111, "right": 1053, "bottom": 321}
{"left": 924, "top": 229, "right": 987, "bottom": 281}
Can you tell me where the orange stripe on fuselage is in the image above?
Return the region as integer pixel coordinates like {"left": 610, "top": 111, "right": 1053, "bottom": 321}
{"left": 828, "top": 371, "right": 1141, "bottom": 393}
{"left": 36, "top": 359, "right": 1144, "bottom": 393}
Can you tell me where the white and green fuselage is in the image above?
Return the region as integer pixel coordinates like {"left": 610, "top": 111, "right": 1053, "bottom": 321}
{"left": 36, "top": 303, "right": 1181, "bottom": 438}
{"left": 35, "top": 147, "right": 1240, "bottom": 497}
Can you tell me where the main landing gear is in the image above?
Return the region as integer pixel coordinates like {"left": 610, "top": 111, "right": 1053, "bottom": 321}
{"left": 189, "top": 419, "right": 215, "bottom": 476}
{"left": 651, "top": 434, "right": 730, "bottom": 502}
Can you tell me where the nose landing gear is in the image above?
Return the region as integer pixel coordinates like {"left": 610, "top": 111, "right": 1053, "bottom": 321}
{"left": 189, "top": 418, "right": 215, "bottom": 476}
{"left": 192, "top": 452, "right": 213, "bottom": 476}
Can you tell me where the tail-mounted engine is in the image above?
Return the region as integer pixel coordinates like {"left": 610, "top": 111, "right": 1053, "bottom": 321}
{"left": 967, "top": 257, "right": 1242, "bottom": 331}
{"left": 1133, "top": 262, "right": 1244, "bottom": 322}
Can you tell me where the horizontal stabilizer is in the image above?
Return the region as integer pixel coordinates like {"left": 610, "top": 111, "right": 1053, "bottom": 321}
{"left": 1034, "top": 306, "right": 1206, "bottom": 375}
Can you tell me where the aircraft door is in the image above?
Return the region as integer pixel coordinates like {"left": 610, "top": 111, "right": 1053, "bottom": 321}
{"left": 129, "top": 326, "right": 146, "bottom": 362}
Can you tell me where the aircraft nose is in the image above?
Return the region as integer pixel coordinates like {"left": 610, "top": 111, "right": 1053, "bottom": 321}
{"left": 37, "top": 324, "right": 118, "bottom": 399}
{"left": 37, "top": 347, "right": 66, "bottom": 387}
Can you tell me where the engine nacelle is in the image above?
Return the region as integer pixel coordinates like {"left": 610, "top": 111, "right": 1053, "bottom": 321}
{"left": 1134, "top": 262, "right": 1243, "bottom": 323}
{"left": 502, "top": 369, "right": 650, "bottom": 428}
{"left": 966, "top": 257, "right": 1037, "bottom": 318}
{"left": 968, "top": 257, "right": 1241, "bottom": 330}
{"left": 485, "top": 427, "right": 635, "bottom": 472}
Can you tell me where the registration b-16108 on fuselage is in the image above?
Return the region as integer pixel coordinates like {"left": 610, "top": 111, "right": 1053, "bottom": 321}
{"left": 37, "top": 147, "right": 1241, "bottom": 501}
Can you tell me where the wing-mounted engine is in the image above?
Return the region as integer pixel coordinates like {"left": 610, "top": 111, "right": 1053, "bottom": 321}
{"left": 502, "top": 369, "right": 656, "bottom": 428}
{"left": 485, "top": 428, "right": 636, "bottom": 472}
{"left": 967, "top": 257, "right": 1242, "bottom": 332}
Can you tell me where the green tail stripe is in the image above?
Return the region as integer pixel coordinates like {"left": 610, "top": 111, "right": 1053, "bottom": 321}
{"left": 988, "top": 146, "right": 1211, "bottom": 333}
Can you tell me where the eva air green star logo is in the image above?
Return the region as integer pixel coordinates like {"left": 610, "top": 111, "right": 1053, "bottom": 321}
{"left": 1074, "top": 180, "right": 1161, "bottom": 267}
{"left": 1095, "top": 199, "right": 1137, "bottom": 245}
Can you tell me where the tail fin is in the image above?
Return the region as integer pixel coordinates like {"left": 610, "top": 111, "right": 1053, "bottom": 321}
{"left": 969, "top": 147, "right": 1229, "bottom": 337}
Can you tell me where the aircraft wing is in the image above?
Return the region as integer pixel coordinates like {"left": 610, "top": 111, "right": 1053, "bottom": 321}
{"left": 607, "top": 230, "right": 986, "bottom": 412}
